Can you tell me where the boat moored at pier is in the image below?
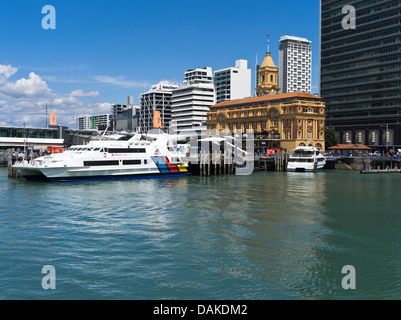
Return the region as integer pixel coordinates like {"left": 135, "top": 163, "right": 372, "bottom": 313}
{"left": 12, "top": 133, "right": 189, "bottom": 182}
{"left": 287, "top": 146, "right": 326, "bottom": 172}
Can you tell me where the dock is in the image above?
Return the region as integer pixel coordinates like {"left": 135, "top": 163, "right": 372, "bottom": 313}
{"left": 4, "top": 149, "right": 23, "bottom": 178}
{"left": 361, "top": 168, "right": 401, "bottom": 174}
{"left": 185, "top": 151, "right": 287, "bottom": 176}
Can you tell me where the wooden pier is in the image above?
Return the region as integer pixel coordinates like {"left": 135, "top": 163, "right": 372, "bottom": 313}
{"left": 186, "top": 151, "right": 287, "bottom": 176}
{"left": 190, "top": 150, "right": 235, "bottom": 176}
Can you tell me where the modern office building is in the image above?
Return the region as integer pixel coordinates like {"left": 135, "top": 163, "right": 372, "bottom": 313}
{"left": 214, "top": 60, "right": 252, "bottom": 103}
{"left": 76, "top": 114, "right": 110, "bottom": 131}
{"left": 111, "top": 96, "right": 140, "bottom": 132}
{"left": 279, "top": 35, "right": 312, "bottom": 94}
{"left": 170, "top": 67, "right": 215, "bottom": 134}
{"left": 139, "top": 82, "right": 178, "bottom": 133}
{"left": 320, "top": 0, "right": 401, "bottom": 150}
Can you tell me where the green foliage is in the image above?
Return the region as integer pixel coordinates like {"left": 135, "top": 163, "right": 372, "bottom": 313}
{"left": 325, "top": 128, "right": 339, "bottom": 149}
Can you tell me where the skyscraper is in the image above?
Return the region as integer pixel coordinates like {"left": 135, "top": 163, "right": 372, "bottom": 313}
{"left": 320, "top": 0, "right": 401, "bottom": 149}
{"left": 279, "top": 35, "right": 312, "bottom": 94}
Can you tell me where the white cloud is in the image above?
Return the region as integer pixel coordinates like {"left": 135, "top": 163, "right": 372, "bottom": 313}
{"left": 94, "top": 75, "right": 150, "bottom": 89}
{"left": 0, "top": 64, "right": 18, "bottom": 84}
{"left": 70, "top": 89, "right": 99, "bottom": 97}
{"left": 0, "top": 72, "right": 51, "bottom": 98}
{"left": 0, "top": 64, "right": 112, "bottom": 128}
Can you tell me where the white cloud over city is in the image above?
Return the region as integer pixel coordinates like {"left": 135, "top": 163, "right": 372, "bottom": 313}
{"left": 0, "top": 64, "right": 111, "bottom": 128}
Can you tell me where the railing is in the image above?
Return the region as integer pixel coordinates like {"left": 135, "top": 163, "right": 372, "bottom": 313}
{"left": 325, "top": 154, "right": 401, "bottom": 161}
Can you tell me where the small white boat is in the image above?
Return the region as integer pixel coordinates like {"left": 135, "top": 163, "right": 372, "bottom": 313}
{"left": 13, "top": 133, "right": 189, "bottom": 182}
{"left": 287, "top": 146, "right": 326, "bottom": 172}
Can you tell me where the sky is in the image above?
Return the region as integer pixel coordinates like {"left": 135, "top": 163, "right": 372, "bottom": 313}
{"left": 0, "top": 0, "right": 320, "bottom": 128}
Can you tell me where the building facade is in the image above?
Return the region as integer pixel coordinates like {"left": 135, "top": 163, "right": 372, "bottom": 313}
{"left": 207, "top": 53, "right": 326, "bottom": 152}
{"left": 170, "top": 68, "right": 215, "bottom": 134}
{"left": 76, "top": 114, "right": 110, "bottom": 131}
{"left": 139, "top": 82, "right": 178, "bottom": 133}
{"left": 256, "top": 53, "right": 280, "bottom": 96}
{"left": 320, "top": 0, "right": 401, "bottom": 150}
{"left": 214, "top": 60, "right": 252, "bottom": 103}
{"left": 111, "top": 96, "right": 140, "bottom": 132}
{"left": 279, "top": 35, "right": 312, "bottom": 94}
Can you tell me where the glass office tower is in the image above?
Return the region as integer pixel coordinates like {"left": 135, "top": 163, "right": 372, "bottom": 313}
{"left": 320, "top": 0, "right": 401, "bottom": 150}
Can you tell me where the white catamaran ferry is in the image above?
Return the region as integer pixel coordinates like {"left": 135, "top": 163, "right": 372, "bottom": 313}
{"left": 287, "top": 146, "right": 326, "bottom": 172}
{"left": 13, "top": 133, "right": 189, "bottom": 182}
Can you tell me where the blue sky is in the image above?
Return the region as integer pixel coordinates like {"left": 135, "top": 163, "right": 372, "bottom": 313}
{"left": 0, "top": 0, "right": 320, "bottom": 128}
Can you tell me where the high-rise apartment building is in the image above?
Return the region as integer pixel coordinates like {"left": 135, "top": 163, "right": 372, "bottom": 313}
{"left": 214, "top": 60, "right": 252, "bottom": 103}
{"left": 279, "top": 35, "right": 312, "bottom": 94}
{"left": 76, "top": 114, "right": 110, "bottom": 131}
{"left": 139, "top": 82, "right": 178, "bottom": 133}
{"left": 321, "top": 0, "right": 401, "bottom": 149}
{"left": 170, "top": 67, "right": 215, "bottom": 134}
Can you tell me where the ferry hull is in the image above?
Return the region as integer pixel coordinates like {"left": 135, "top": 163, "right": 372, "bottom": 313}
{"left": 15, "top": 168, "right": 189, "bottom": 182}
{"left": 48, "top": 172, "right": 189, "bottom": 182}
{"left": 13, "top": 167, "right": 47, "bottom": 181}
{"left": 286, "top": 163, "right": 325, "bottom": 172}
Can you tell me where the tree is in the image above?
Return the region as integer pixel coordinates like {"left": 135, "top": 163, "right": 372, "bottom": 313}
{"left": 325, "top": 128, "right": 339, "bottom": 149}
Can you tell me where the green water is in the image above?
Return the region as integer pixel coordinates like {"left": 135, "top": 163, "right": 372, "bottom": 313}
{"left": 1, "top": 167, "right": 401, "bottom": 300}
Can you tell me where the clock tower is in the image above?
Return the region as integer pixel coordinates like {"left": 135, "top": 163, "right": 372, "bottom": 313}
{"left": 256, "top": 52, "right": 280, "bottom": 97}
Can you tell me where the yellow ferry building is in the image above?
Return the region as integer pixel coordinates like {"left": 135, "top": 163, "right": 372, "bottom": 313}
{"left": 207, "top": 53, "right": 326, "bottom": 153}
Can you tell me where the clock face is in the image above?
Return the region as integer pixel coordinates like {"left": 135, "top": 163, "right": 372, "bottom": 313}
{"left": 271, "top": 89, "right": 275, "bottom": 93}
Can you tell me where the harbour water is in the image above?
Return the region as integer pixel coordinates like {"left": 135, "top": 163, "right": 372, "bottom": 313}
{"left": 1, "top": 167, "right": 401, "bottom": 300}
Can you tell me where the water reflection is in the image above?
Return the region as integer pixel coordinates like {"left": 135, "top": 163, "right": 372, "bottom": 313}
{"left": 173, "top": 172, "right": 331, "bottom": 299}
{"left": 296, "top": 172, "right": 401, "bottom": 299}
{"left": 3, "top": 167, "right": 401, "bottom": 299}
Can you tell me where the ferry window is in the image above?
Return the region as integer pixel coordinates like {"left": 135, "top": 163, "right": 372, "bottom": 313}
{"left": 122, "top": 160, "right": 141, "bottom": 165}
{"left": 84, "top": 160, "right": 119, "bottom": 166}
{"left": 108, "top": 148, "right": 146, "bottom": 153}
{"left": 93, "top": 148, "right": 101, "bottom": 151}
